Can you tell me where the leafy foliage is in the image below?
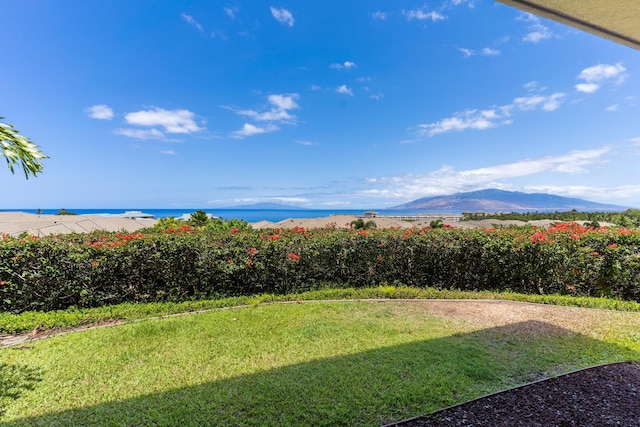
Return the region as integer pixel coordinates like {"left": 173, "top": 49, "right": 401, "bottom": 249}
{"left": 0, "top": 117, "right": 48, "bottom": 179}
{"left": 350, "top": 218, "right": 377, "bottom": 230}
{"left": 463, "top": 209, "right": 640, "bottom": 228}
{"left": 2, "top": 222, "right": 640, "bottom": 313}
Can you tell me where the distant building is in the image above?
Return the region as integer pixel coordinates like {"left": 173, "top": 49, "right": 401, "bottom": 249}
{"left": 119, "top": 211, "right": 155, "bottom": 220}
{"left": 364, "top": 211, "right": 378, "bottom": 218}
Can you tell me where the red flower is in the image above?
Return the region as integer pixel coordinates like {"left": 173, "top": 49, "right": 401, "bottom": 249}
{"left": 0, "top": 281, "right": 7, "bottom": 286}
{"left": 592, "top": 251, "right": 599, "bottom": 257}
{"left": 247, "top": 247, "right": 258, "bottom": 256}
{"left": 529, "top": 231, "right": 547, "bottom": 243}
{"left": 607, "top": 243, "right": 618, "bottom": 249}
{"left": 269, "top": 234, "right": 280, "bottom": 240}
{"left": 230, "top": 228, "right": 239, "bottom": 234}
{"left": 287, "top": 253, "right": 300, "bottom": 262}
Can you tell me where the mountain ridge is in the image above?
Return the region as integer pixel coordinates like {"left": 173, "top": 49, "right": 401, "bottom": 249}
{"left": 390, "top": 189, "right": 628, "bottom": 211}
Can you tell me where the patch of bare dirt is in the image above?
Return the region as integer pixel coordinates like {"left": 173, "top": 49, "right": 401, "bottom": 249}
{"left": 387, "top": 361, "right": 640, "bottom": 426}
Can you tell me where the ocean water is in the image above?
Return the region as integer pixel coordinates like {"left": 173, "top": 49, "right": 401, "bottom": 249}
{"left": 2, "top": 208, "right": 464, "bottom": 223}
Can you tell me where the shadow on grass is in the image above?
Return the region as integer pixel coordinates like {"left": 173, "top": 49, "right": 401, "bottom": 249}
{"left": 2, "top": 320, "right": 639, "bottom": 426}
{"left": 0, "top": 360, "right": 42, "bottom": 418}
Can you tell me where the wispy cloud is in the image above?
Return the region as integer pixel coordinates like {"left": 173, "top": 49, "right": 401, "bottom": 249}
{"left": 232, "top": 93, "right": 299, "bottom": 123}
{"left": 86, "top": 104, "right": 114, "bottom": 120}
{"left": 451, "top": 0, "right": 475, "bottom": 6}
{"left": 606, "top": 104, "right": 619, "bottom": 112}
{"left": 223, "top": 7, "right": 236, "bottom": 19}
{"left": 161, "top": 150, "right": 177, "bottom": 155}
{"left": 232, "top": 123, "right": 279, "bottom": 138}
{"left": 363, "top": 147, "right": 611, "bottom": 201}
{"left": 518, "top": 13, "right": 552, "bottom": 43}
{"left": 371, "top": 10, "right": 388, "bottom": 20}
{"left": 336, "top": 85, "right": 353, "bottom": 96}
{"left": 575, "top": 63, "right": 626, "bottom": 93}
{"left": 403, "top": 7, "right": 445, "bottom": 22}
{"left": 216, "top": 196, "right": 310, "bottom": 206}
{"left": 230, "top": 93, "right": 299, "bottom": 137}
{"left": 124, "top": 108, "right": 203, "bottom": 134}
{"left": 114, "top": 128, "right": 166, "bottom": 140}
{"left": 458, "top": 47, "right": 501, "bottom": 57}
{"left": 481, "top": 47, "right": 500, "bottom": 56}
{"left": 270, "top": 7, "right": 294, "bottom": 26}
{"left": 330, "top": 61, "right": 357, "bottom": 70}
{"left": 181, "top": 13, "right": 204, "bottom": 33}
{"left": 417, "top": 92, "right": 565, "bottom": 137}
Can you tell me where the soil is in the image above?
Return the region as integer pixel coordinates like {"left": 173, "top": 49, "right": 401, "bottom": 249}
{"left": 387, "top": 361, "right": 640, "bottom": 427}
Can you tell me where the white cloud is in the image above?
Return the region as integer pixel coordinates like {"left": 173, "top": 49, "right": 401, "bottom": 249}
{"left": 372, "top": 10, "right": 387, "bottom": 20}
{"left": 124, "top": 108, "right": 203, "bottom": 134}
{"left": 451, "top": 0, "right": 475, "bottom": 6}
{"left": 541, "top": 93, "right": 565, "bottom": 111}
{"left": 575, "top": 63, "right": 626, "bottom": 93}
{"left": 458, "top": 47, "right": 501, "bottom": 57}
{"left": 575, "top": 83, "right": 599, "bottom": 94}
{"left": 458, "top": 48, "right": 474, "bottom": 58}
{"left": 161, "top": 150, "right": 177, "bottom": 155}
{"left": 268, "top": 94, "right": 299, "bottom": 110}
{"left": 418, "top": 109, "right": 498, "bottom": 136}
{"left": 114, "top": 128, "right": 166, "bottom": 140}
{"left": 481, "top": 47, "right": 500, "bottom": 56}
{"left": 217, "top": 196, "right": 310, "bottom": 206}
{"left": 578, "top": 63, "right": 626, "bottom": 83}
{"left": 363, "top": 147, "right": 611, "bottom": 201}
{"left": 606, "top": 104, "right": 619, "bottom": 112}
{"left": 418, "top": 92, "right": 565, "bottom": 137}
{"left": 270, "top": 7, "right": 294, "bottom": 26}
{"left": 330, "top": 61, "right": 357, "bottom": 70}
{"left": 181, "top": 13, "right": 204, "bottom": 33}
{"left": 233, "top": 93, "right": 300, "bottom": 123}
{"left": 232, "top": 123, "right": 279, "bottom": 138}
{"left": 403, "top": 8, "right": 445, "bottom": 22}
{"left": 518, "top": 13, "right": 552, "bottom": 43}
{"left": 336, "top": 85, "right": 353, "bottom": 96}
{"left": 523, "top": 81, "right": 546, "bottom": 92}
{"left": 86, "top": 104, "right": 114, "bottom": 120}
{"left": 223, "top": 7, "right": 235, "bottom": 19}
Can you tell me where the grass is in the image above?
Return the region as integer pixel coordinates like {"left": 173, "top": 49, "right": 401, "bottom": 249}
{"left": 2, "top": 285, "right": 640, "bottom": 334}
{"left": 1, "top": 299, "right": 639, "bottom": 426}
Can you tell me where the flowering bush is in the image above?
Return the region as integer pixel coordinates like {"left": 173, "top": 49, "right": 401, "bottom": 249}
{"left": 1, "top": 222, "right": 639, "bottom": 313}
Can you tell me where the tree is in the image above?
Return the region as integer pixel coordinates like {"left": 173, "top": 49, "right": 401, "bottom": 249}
{"left": 0, "top": 117, "right": 48, "bottom": 178}
{"left": 189, "top": 210, "right": 210, "bottom": 227}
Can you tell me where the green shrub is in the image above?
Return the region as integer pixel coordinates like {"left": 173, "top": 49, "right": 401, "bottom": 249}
{"left": 1, "top": 223, "right": 640, "bottom": 313}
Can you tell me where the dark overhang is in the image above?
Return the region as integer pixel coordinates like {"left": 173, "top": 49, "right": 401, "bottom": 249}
{"left": 497, "top": 0, "right": 640, "bottom": 50}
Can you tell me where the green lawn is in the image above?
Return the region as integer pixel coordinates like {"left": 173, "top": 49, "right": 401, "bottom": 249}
{"left": 1, "top": 300, "right": 639, "bottom": 426}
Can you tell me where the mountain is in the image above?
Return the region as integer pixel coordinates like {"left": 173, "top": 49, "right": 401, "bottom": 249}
{"left": 223, "top": 202, "right": 309, "bottom": 210}
{"left": 390, "top": 189, "right": 628, "bottom": 211}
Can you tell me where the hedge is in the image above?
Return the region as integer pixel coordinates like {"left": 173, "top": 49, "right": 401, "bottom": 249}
{"left": 1, "top": 222, "right": 639, "bottom": 313}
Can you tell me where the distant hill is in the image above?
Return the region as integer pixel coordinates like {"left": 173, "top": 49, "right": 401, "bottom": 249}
{"left": 390, "top": 189, "right": 627, "bottom": 211}
{"left": 224, "top": 202, "right": 309, "bottom": 210}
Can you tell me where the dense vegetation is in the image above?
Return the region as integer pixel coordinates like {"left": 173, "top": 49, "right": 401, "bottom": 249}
{"left": 2, "top": 217, "right": 640, "bottom": 313}
{"left": 462, "top": 208, "right": 640, "bottom": 228}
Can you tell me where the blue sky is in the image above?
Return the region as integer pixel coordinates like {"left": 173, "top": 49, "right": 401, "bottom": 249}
{"left": 3, "top": 1, "right": 640, "bottom": 209}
